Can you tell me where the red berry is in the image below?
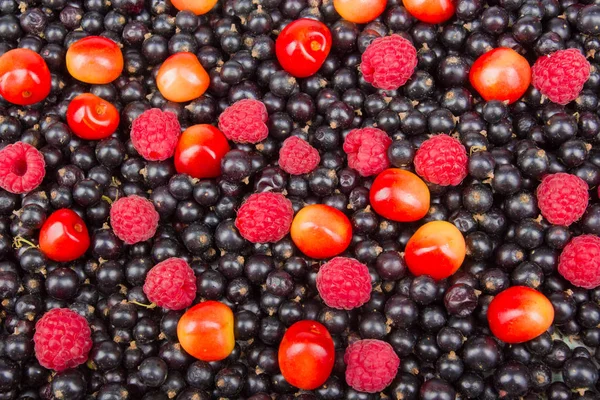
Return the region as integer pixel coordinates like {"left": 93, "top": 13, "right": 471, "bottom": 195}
{"left": 414, "top": 134, "right": 468, "bottom": 186}
{"left": 34, "top": 308, "right": 92, "bottom": 371}
{"left": 66, "top": 36, "right": 123, "bottom": 84}
{"left": 110, "top": 195, "right": 159, "bottom": 244}
{"left": 360, "top": 35, "right": 418, "bottom": 90}
{"left": 558, "top": 234, "right": 600, "bottom": 289}
{"left": 278, "top": 136, "right": 320, "bottom": 175}
{"left": 537, "top": 173, "right": 589, "bottom": 226}
{"left": 333, "top": 0, "right": 386, "bottom": 23}
{"left": 402, "top": 0, "right": 455, "bottom": 23}
{"left": 0, "top": 142, "right": 45, "bottom": 194}
{"left": 532, "top": 49, "right": 591, "bottom": 105}
{"left": 39, "top": 209, "right": 90, "bottom": 262}
{"left": 316, "top": 257, "right": 371, "bottom": 310}
{"left": 344, "top": 339, "right": 399, "bottom": 393}
{"left": 0, "top": 48, "right": 51, "bottom": 105}
{"left": 66, "top": 93, "right": 120, "bottom": 140}
{"left": 276, "top": 19, "right": 332, "bottom": 78}
{"left": 175, "top": 124, "right": 230, "bottom": 179}
{"left": 156, "top": 52, "right": 210, "bottom": 102}
{"left": 218, "top": 99, "right": 269, "bottom": 144}
{"left": 370, "top": 169, "right": 430, "bottom": 222}
{"left": 235, "top": 192, "right": 294, "bottom": 243}
{"left": 143, "top": 257, "right": 197, "bottom": 310}
{"left": 131, "top": 108, "right": 181, "bottom": 161}
{"left": 343, "top": 127, "right": 392, "bottom": 177}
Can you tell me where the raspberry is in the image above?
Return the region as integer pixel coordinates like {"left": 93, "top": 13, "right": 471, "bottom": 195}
{"left": 532, "top": 49, "right": 591, "bottom": 105}
{"left": 0, "top": 142, "right": 45, "bottom": 194}
{"left": 343, "top": 127, "right": 392, "bottom": 177}
{"left": 130, "top": 108, "right": 181, "bottom": 161}
{"left": 235, "top": 192, "right": 294, "bottom": 243}
{"left": 414, "top": 134, "right": 468, "bottom": 186}
{"left": 344, "top": 339, "right": 400, "bottom": 393}
{"left": 537, "top": 173, "right": 589, "bottom": 226}
{"left": 360, "top": 34, "right": 418, "bottom": 90}
{"left": 110, "top": 195, "right": 160, "bottom": 244}
{"left": 33, "top": 308, "right": 92, "bottom": 371}
{"left": 218, "top": 99, "right": 269, "bottom": 143}
{"left": 558, "top": 235, "right": 600, "bottom": 289}
{"left": 143, "top": 257, "right": 197, "bottom": 310}
{"left": 316, "top": 257, "right": 371, "bottom": 310}
{"left": 278, "top": 136, "right": 320, "bottom": 175}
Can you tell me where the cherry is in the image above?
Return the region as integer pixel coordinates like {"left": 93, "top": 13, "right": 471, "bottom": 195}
{"left": 66, "top": 36, "right": 123, "bottom": 84}
{"left": 278, "top": 320, "right": 335, "bottom": 390}
{"left": 0, "top": 48, "right": 51, "bottom": 106}
{"left": 370, "top": 168, "right": 430, "bottom": 222}
{"left": 469, "top": 48, "right": 531, "bottom": 105}
{"left": 39, "top": 209, "right": 90, "bottom": 262}
{"left": 174, "top": 124, "right": 230, "bottom": 179}
{"left": 402, "top": 0, "right": 455, "bottom": 24}
{"left": 276, "top": 19, "right": 332, "bottom": 78}
{"left": 405, "top": 221, "right": 466, "bottom": 280}
{"left": 177, "top": 301, "right": 235, "bottom": 361}
{"left": 156, "top": 53, "right": 210, "bottom": 103}
{"left": 66, "top": 93, "right": 120, "bottom": 140}
{"left": 487, "top": 286, "right": 554, "bottom": 343}
{"left": 171, "top": 0, "right": 217, "bottom": 15}
{"left": 290, "top": 204, "right": 352, "bottom": 259}
{"left": 333, "top": 0, "right": 386, "bottom": 23}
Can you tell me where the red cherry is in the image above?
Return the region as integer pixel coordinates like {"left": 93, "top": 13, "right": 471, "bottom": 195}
{"left": 66, "top": 36, "right": 123, "bottom": 84}
{"left": 276, "top": 19, "right": 332, "bottom": 78}
{"left": 39, "top": 209, "right": 90, "bottom": 262}
{"left": 0, "top": 48, "right": 51, "bottom": 106}
{"left": 66, "top": 93, "right": 120, "bottom": 140}
{"left": 402, "top": 0, "right": 455, "bottom": 24}
{"left": 174, "top": 124, "right": 230, "bottom": 179}
{"left": 370, "top": 169, "right": 430, "bottom": 222}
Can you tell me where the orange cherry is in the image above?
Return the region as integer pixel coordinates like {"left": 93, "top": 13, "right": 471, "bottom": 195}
{"left": 0, "top": 48, "right": 51, "bottom": 106}
{"left": 156, "top": 53, "right": 209, "bottom": 103}
{"left": 171, "top": 0, "right": 217, "bottom": 15}
{"left": 402, "top": 0, "right": 455, "bottom": 24}
{"left": 174, "top": 124, "right": 230, "bottom": 179}
{"left": 66, "top": 36, "right": 123, "bottom": 84}
{"left": 333, "top": 0, "right": 386, "bottom": 23}
{"left": 369, "top": 168, "right": 430, "bottom": 222}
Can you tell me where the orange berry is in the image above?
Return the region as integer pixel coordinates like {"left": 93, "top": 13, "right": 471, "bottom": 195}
{"left": 171, "top": 0, "right": 217, "bottom": 15}
{"left": 156, "top": 53, "right": 210, "bottom": 103}
{"left": 333, "top": 0, "right": 386, "bottom": 23}
{"left": 402, "top": 0, "right": 455, "bottom": 24}
{"left": 66, "top": 36, "right": 123, "bottom": 84}
{"left": 369, "top": 169, "right": 430, "bottom": 222}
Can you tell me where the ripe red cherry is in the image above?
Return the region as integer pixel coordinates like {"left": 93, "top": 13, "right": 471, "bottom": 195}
{"left": 370, "top": 169, "right": 430, "bottom": 222}
{"left": 66, "top": 93, "right": 120, "bottom": 140}
{"left": 0, "top": 48, "right": 51, "bottom": 106}
{"left": 276, "top": 19, "right": 332, "bottom": 78}
{"left": 278, "top": 320, "right": 335, "bottom": 390}
{"left": 402, "top": 0, "right": 455, "bottom": 24}
{"left": 39, "top": 209, "right": 90, "bottom": 262}
{"left": 487, "top": 286, "right": 554, "bottom": 343}
{"left": 66, "top": 36, "right": 123, "bottom": 84}
{"left": 174, "top": 124, "right": 230, "bottom": 179}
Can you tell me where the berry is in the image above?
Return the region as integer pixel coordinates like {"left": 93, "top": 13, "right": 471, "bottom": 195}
{"left": 66, "top": 93, "right": 120, "bottom": 140}
{"left": 537, "top": 173, "right": 589, "bottom": 226}
{"left": 171, "top": 0, "right": 217, "bottom": 15}
{"left": 344, "top": 339, "right": 400, "bottom": 393}
{"left": 156, "top": 53, "right": 210, "bottom": 102}
{"left": 370, "top": 168, "right": 430, "bottom": 222}
{"left": 218, "top": 99, "right": 269, "bottom": 144}
{"left": 143, "top": 257, "right": 197, "bottom": 310}
{"left": 39, "top": 209, "right": 90, "bottom": 262}
{"left": 360, "top": 35, "right": 418, "bottom": 91}
{"left": 532, "top": 49, "right": 591, "bottom": 105}
{"left": 235, "top": 192, "right": 294, "bottom": 243}
{"left": 110, "top": 195, "right": 160, "bottom": 244}
{"left": 403, "top": 0, "right": 456, "bottom": 24}
{"left": 33, "top": 308, "right": 92, "bottom": 371}
{"left": 0, "top": 142, "right": 45, "bottom": 194}
{"left": 316, "top": 257, "right": 371, "bottom": 310}
{"left": 175, "top": 124, "right": 230, "bottom": 179}
{"left": 276, "top": 19, "right": 332, "bottom": 78}
{"left": 278, "top": 136, "right": 320, "bottom": 175}
{"left": 130, "top": 108, "right": 181, "bottom": 161}
{"left": 0, "top": 48, "right": 51, "bottom": 105}
{"left": 343, "top": 127, "right": 392, "bottom": 177}
{"left": 558, "top": 235, "right": 600, "bottom": 289}
{"left": 414, "top": 134, "right": 468, "bottom": 186}
{"left": 66, "top": 36, "right": 123, "bottom": 84}
{"left": 333, "top": 0, "right": 386, "bottom": 23}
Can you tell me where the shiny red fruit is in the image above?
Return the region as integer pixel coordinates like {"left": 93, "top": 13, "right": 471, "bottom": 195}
{"left": 66, "top": 93, "right": 120, "bottom": 140}
{"left": 402, "top": 0, "right": 455, "bottom": 24}
{"left": 174, "top": 124, "right": 230, "bottom": 179}
{"left": 370, "top": 169, "right": 430, "bottom": 222}
{"left": 0, "top": 48, "right": 51, "bottom": 106}
{"left": 276, "top": 19, "right": 332, "bottom": 78}
{"left": 66, "top": 36, "right": 123, "bottom": 84}
{"left": 39, "top": 209, "right": 90, "bottom": 262}
{"left": 279, "top": 320, "right": 335, "bottom": 390}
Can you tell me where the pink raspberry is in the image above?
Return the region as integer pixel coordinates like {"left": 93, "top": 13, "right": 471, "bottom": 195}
{"left": 558, "top": 235, "right": 600, "bottom": 289}
{"left": 143, "top": 258, "right": 197, "bottom": 310}
{"left": 537, "top": 173, "right": 589, "bottom": 226}
{"left": 344, "top": 339, "right": 400, "bottom": 393}
{"left": 343, "top": 128, "right": 392, "bottom": 177}
{"left": 218, "top": 99, "right": 269, "bottom": 144}
{"left": 34, "top": 308, "right": 92, "bottom": 371}
{"left": 278, "top": 136, "right": 320, "bottom": 175}
{"left": 532, "top": 49, "right": 591, "bottom": 105}
{"left": 235, "top": 192, "right": 294, "bottom": 243}
{"left": 360, "top": 35, "right": 418, "bottom": 90}
{"left": 130, "top": 108, "right": 181, "bottom": 161}
{"left": 414, "top": 134, "right": 468, "bottom": 186}
{"left": 316, "top": 257, "right": 371, "bottom": 310}
{"left": 110, "top": 195, "right": 159, "bottom": 244}
{"left": 0, "top": 142, "right": 45, "bottom": 194}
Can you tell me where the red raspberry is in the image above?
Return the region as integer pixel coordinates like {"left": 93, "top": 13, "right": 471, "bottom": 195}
{"left": 360, "top": 35, "right": 418, "bottom": 90}
{"left": 0, "top": 142, "right": 45, "bottom": 194}
{"left": 218, "top": 99, "right": 269, "bottom": 144}
{"left": 110, "top": 195, "right": 159, "bottom": 244}
{"left": 143, "top": 257, "right": 197, "bottom": 310}
{"left": 131, "top": 108, "right": 181, "bottom": 161}
{"left": 344, "top": 339, "right": 400, "bottom": 393}
{"left": 316, "top": 257, "right": 371, "bottom": 310}
{"left": 343, "top": 128, "right": 392, "bottom": 177}
{"left": 278, "top": 136, "right": 320, "bottom": 175}
{"left": 537, "top": 173, "right": 589, "bottom": 226}
{"left": 532, "top": 49, "right": 591, "bottom": 105}
{"left": 235, "top": 192, "right": 294, "bottom": 243}
{"left": 558, "top": 235, "right": 600, "bottom": 289}
{"left": 414, "top": 134, "right": 468, "bottom": 186}
{"left": 34, "top": 308, "right": 92, "bottom": 371}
